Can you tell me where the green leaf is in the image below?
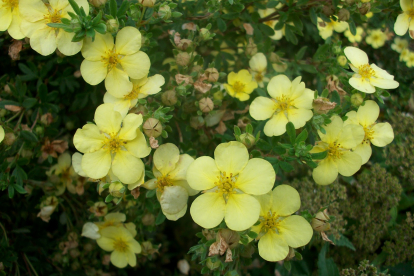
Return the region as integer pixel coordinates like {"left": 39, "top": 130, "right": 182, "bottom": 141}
{"left": 12, "top": 166, "right": 27, "bottom": 186}
{"left": 234, "top": 126, "right": 241, "bottom": 136}
{"left": 284, "top": 25, "right": 298, "bottom": 45}
{"left": 217, "top": 18, "right": 227, "bottom": 32}
{"left": 331, "top": 90, "right": 341, "bottom": 105}
{"left": 172, "top": 11, "right": 183, "bottom": 18}
{"left": 247, "top": 231, "right": 258, "bottom": 239}
{"left": 284, "top": 261, "right": 292, "bottom": 271}
{"left": 94, "top": 23, "right": 107, "bottom": 34}
{"left": 20, "top": 131, "right": 38, "bottom": 143}
{"left": 349, "top": 21, "right": 356, "bottom": 36}
{"left": 117, "top": 1, "right": 129, "bottom": 18}
{"left": 310, "top": 7, "right": 318, "bottom": 25}
{"left": 295, "top": 46, "right": 307, "bottom": 60}
{"left": 314, "top": 44, "right": 331, "bottom": 61}
{"left": 279, "top": 161, "right": 294, "bottom": 172}
{"left": 330, "top": 234, "right": 356, "bottom": 251}
{"left": 105, "top": 194, "right": 114, "bottom": 203}
{"left": 92, "top": 10, "right": 103, "bottom": 26}
{"left": 68, "top": 0, "right": 81, "bottom": 15}
{"left": 259, "top": 23, "right": 275, "bottom": 36}
{"left": 286, "top": 122, "right": 296, "bottom": 144}
{"left": 109, "top": 0, "right": 117, "bottom": 18}
{"left": 295, "top": 129, "right": 308, "bottom": 143}
{"left": 311, "top": 151, "right": 328, "bottom": 160}
{"left": 318, "top": 243, "right": 340, "bottom": 276}
{"left": 0, "top": 100, "right": 20, "bottom": 109}
{"left": 301, "top": 64, "right": 318, "bottom": 73}
{"left": 146, "top": 189, "right": 156, "bottom": 198}
{"left": 22, "top": 98, "right": 37, "bottom": 109}
{"left": 8, "top": 185, "right": 15, "bottom": 198}
{"left": 155, "top": 211, "right": 166, "bottom": 225}
{"left": 13, "top": 184, "right": 27, "bottom": 194}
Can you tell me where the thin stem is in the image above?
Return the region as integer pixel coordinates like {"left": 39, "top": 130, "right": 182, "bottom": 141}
{"left": 138, "top": 7, "right": 147, "bottom": 27}
{"left": 5, "top": 111, "right": 21, "bottom": 123}
{"left": 13, "top": 111, "right": 25, "bottom": 132}
{"left": 0, "top": 222, "right": 8, "bottom": 244}
{"left": 24, "top": 254, "right": 39, "bottom": 276}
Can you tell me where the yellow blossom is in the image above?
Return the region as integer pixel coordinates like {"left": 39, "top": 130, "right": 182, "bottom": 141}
{"left": 96, "top": 226, "right": 141, "bottom": 268}
{"left": 406, "top": 51, "right": 414, "bottom": 67}
{"left": 344, "top": 27, "right": 364, "bottom": 43}
{"left": 391, "top": 37, "right": 409, "bottom": 53}
{"left": 365, "top": 29, "right": 387, "bottom": 49}
{"left": 80, "top": 27, "right": 151, "bottom": 97}
{"left": 187, "top": 141, "right": 275, "bottom": 231}
{"left": 344, "top": 100, "right": 394, "bottom": 164}
{"left": 249, "top": 75, "right": 314, "bottom": 137}
{"left": 344, "top": 46, "right": 399, "bottom": 93}
{"left": 400, "top": 48, "right": 411, "bottom": 62}
{"left": 103, "top": 74, "right": 165, "bottom": 117}
{"left": 224, "top": 69, "right": 258, "bottom": 101}
{"left": 73, "top": 103, "right": 151, "bottom": 185}
{"left": 394, "top": 0, "right": 414, "bottom": 38}
{"left": 249, "top": 53, "right": 269, "bottom": 88}
{"left": 142, "top": 143, "right": 198, "bottom": 221}
{"left": 317, "top": 17, "right": 348, "bottom": 40}
{"left": 0, "top": 126, "right": 4, "bottom": 143}
{"left": 258, "top": 9, "right": 285, "bottom": 40}
{"left": 0, "top": 0, "right": 24, "bottom": 39}
{"left": 252, "top": 185, "right": 313, "bottom": 262}
{"left": 310, "top": 116, "right": 365, "bottom": 185}
{"left": 37, "top": 196, "right": 59, "bottom": 222}
{"left": 46, "top": 152, "right": 79, "bottom": 195}
{"left": 19, "top": 0, "right": 89, "bottom": 56}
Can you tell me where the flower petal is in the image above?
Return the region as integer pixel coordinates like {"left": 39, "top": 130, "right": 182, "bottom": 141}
{"left": 400, "top": 0, "right": 412, "bottom": 11}
{"left": 139, "top": 74, "right": 165, "bottom": 96}
{"left": 73, "top": 124, "right": 106, "bottom": 153}
{"left": 394, "top": 13, "right": 410, "bottom": 35}
{"left": 82, "top": 222, "right": 101, "bottom": 239}
{"left": 344, "top": 47, "right": 369, "bottom": 68}
{"left": 343, "top": 111, "right": 359, "bottom": 126}
{"left": 94, "top": 104, "right": 122, "bottom": 134}
{"left": 30, "top": 27, "right": 57, "bottom": 56}
{"left": 236, "top": 158, "right": 275, "bottom": 195}
{"left": 264, "top": 112, "right": 289, "bottom": 137}
{"left": 286, "top": 108, "right": 313, "bottom": 129}
{"left": 82, "top": 33, "right": 113, "bottom": 61}
{"left": 267, "top": 74, "right": 292, "bottom": 99}
{"left": 318, "top": 115, "right": 343, "bottom": 144}
{"left": 349, "top": 76, "right": 376, "bottom": 93}
{"left": 160, "top": 186, "right": 189, "bottom": 215}
{"left": 169, "top": 154, "right": 194, "bottom": 181}
{"left": 371, "top": 123, "right": 394, "bottom": 147}
{"left": 105, "top": 67, "right": 134, "bottom": 98}
{"left": 312, "top": 157, "right": 338, "bottom": 185}
{"left": 336, "top": 151, "right": 361, "bottom": 176}
{"left": 271, "top": 185, "right": 301, "bottom": 216}
{"left": 57, "top": 30, "right": 83, "bottom": 56}
{"left": 124, "top": 130, "right": 151, "bottom": 158}
{"left": 215, "top": 141, "right": 249, "bottom": 175}
{"left": 278, "top": 215, "right": 313, "bottom": 248}
{"left": 119, "top": 51, "right": 151, "bottom": 79}
{"left": 225, "top": 194, "right": 260, "bottom": 231}
{"left": 292, "top": 88, "right": 314, "bottom": 109}
{"left": 187, "top": 156, "right": 220, "bottom": 190}
{"left": 250, "top": 97, "right": 277, "bottom": 120}
{"left": 7, "top": 9, "right": 25, "bottom": 39}
{"left": 337, "top": 124, "right": 365, "bottom": 149}
{"left": 118, "top": 114, "right": 142, "bottom": 141}
{"left": 72, "top": 153, "right": 88, "bottom": 177}
{"left": 111, "top": 251, "right": 128, "bottom": 268}
{"left": 190, "top": 192, "right": 225, "bottom": 229}
{"left": 96, "top": 236, "right": 114, "bottom": 251}
{"left": 80, "top": 59, "right": 107, "bottom": 86}
{"left": 154, "top": 143, "right": 180, "bottom": 175}
{"left": 115, "top": 26, "right": 142, "bottom": 55}
{"left": 249, "top": 53, "right": 267, "bottom": 71}
{"left": 173, "top": 179, "right": 199, "bottom": 196}
{"left": 354, "top": 141, "right": 372, "bottom": 164}
{"left": 255, "top": 192, "right": 273, "bottom": 217}
{"left": 357, "top": 100, "right": 379, "bottom": 126}
{"left": 258, "top": 231, "right": 289, "bottom": 262}
{"left": 103, "top": 92, "right": 131, "bottom": 118}
{"left": 163, "top": 204, "right": 187, "bottom": 221}
{"left": 370, "top": 64, "right": 395, "bottom": 80}
{"left": 112, "top": 151, "right": 144, "bottom": 184}
{"left": 19, "top": 0, "right": 48, "bottom": 22}
{"left": 82, "top": 149, "right": 111, "bottom": 179}
{"left": 370, "top": 77, "right": 399, "bottom": 90}
{"left": 0, "top": 9, "right": 12, "bottom": 33}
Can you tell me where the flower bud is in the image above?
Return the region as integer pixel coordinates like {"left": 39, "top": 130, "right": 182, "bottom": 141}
{"left": 140, "top": 0, "right": 156, "bottom": 7}
{"left": 199, "top": 133, "right": 209, "bottom": 144}
{"left": 204, "top": 68, "right": 219, "bottom": 82}
{"left": 190, "top": 116, "right": 204, "bottom": 129}
{"left": 66, "top": 121, "right": 75, "bottom": 130}
{"left": 213, "top": 91, "right": 224, "bottom": 101}
{"left": 337, "top": 55, "right": 348, "bottom": 67}
{"left": 338, "top": 9, "right": 350, "bottom": 21}
{"left": 106, "top": 19, "right": 119, "bottom": 33}
{"left": 199, "top": 28, "right": 211, "bottom": 41}
{"left": 158, "top": 5, "right": 171, "bottom": 20}
{"left": 245, "top": 39, "right": 257, "bottom": 56}
{"left": 351, "top": 93, "right": 364, "bottom": 107}
{"left": 176, "top": 52, "right": 191, "bottom": 66}
{"left": 143, "top": 118, "right": 163, "bottom": 138}
{"left": 89, "top": 0, "right": 107, "bottom": 7}
{"left": 311, "top": 210, "right": 331, "bottom": 232}
{"left": 359, "top": 3, "right": 371, "bottom": 15}
{"left": 206, "top": 258, "right": 221, "bottom": 270}
{"left": 239, "top": 133, "right": 256, "bottom": 149}
{"left": 177, "top": 39, "right": 193, "bottom": 51}
{"left": 88, "top": 202, "right": 108, "bottom": 217}
{"left": 272, "top": 61, "right": 288, "bottom": 73}
{"left": 21, "top": 149, "right": 33, "bottom": 158}
{"left": 142, "top": 213, "right": 155, "bottom": 226}
{"left": 41, "top": 113, "right": 53, "bottom": 126}
{"left": 0, "top": 109, "right": 6, "bottom": 117}
{"left": 35, "top": 125, "right": 44, "bottom": 136}
{"left": 199, "top": 98, "right": 214, "bottom": 113}
{"left": 240, "top": 243, "right": 255, "bottom": 258}
{"left": 3, "top": 133, "right": 16, "bottom": 146}
{"left": 202, "top": 229, "right": 216, "bottom": 240}
{"left": 161, "top": 90, "right": 178, "bottom": 106}
{"left": 109, "top": 181, "right": 125, "bottom": 198}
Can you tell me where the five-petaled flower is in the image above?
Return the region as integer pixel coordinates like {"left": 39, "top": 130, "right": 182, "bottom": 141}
{"left": 187, "top": 141, "right": 275, "bottom": 231}
{"left": 224, "top": 70, "right": 258, "bottom": 101}
{"left": 0, "top": 0, "right": 24, "bottom": 39}
{"left": 394, "top": 0, "right": 414, "bottom": 38}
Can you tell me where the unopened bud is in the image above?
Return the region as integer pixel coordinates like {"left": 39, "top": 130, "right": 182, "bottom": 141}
{"left": 142, "top": 213, "right": 155, "bottom": 226}
{"left": 177, "top": 39, "right": 193, "bottom": 51}
{"left": 239, "top": 133, "right": 256, "bottom": 149}
{"left": 158, "top": 5, "right": 171, "bottom": 20}
{"left": 88, "top": 202, "right": 108, "bottom": 217}
{"left": 143, "top": 118, "right": 163, "bottom": 138}
{"left": 41, "top": 113, "right": 53, "bottom": 126}
{"left": 337, "top": 55, "right": 347, "bottom": 67}
{"left": 0, "top": 109, "right": 6, "bottom": 117}
{"left": 213, "top": 91, "right": 224, "bottom": 101}
{"left": 311, "top": 210, "right": 331, "bottom": 232}
{"left": 284, "top": 247, "right": 296, "bottom": 261}
{"left": 176, "top": 52, "right": 191, "bottom": 66}
{"left": 204, "top": 68, "right": 219, "bottom": 82}
{"left": 4, "top": 133, "right": 16, "bottom": 146}
{"left": 272, "top": 61, "right": 288, "bottom": 73}
{"left": 21, "top": 149, "right": 33, "bottom": 158}
{"left": 35, "top": 125, "right": 44, "bottom": 136}
{"left": 206, "top": 258, "right": 221, "bottom": 270}
{"left": 89, "top": 0, "right": 108, "bottom": 7}
{"left": 190, "top": 116, "right": 204, "bottom": 129}
{"left": 199, "top": 28, "right": 211, "bottom": 41}
{"left": 161, "top": 90, "right": 178, "bottom": 106}
{"left": 199, "top": 98, "right": 214, "bottom": 113}
{"left": 338, "top": 9, "right": 350, "bottom": 21}
{"left": 66, "top": 121, "right": 75, "bottom": 130}
{"left": 140, "top": 0, "right": 156, "bottom": 7}
{"left": 351, "top": 93, "right": 364, "bottom": 107}
{"left": 108, "top": 181, "right": 125, "bottom": 198}
{"left": 106, "top": 19, "right": 119, "bottom": 33}
{"left": 359, "top": 3, "right": 371, "bottom": 15}
{"left": 73, "top": 71, "right": 81, "bottom": 78}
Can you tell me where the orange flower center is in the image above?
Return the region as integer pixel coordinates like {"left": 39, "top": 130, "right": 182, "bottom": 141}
{"left": 113, "top": 238, "right": 129, "bottom": 253}
{"left": 358, "top": 64, "right": 375, "bottom": 79}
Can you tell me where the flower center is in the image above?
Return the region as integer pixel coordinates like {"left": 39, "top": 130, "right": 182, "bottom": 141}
{"left": 102, "top": 49, "right": 120, "bottom": 71}
{"left": 45, "top": 7, "right": 63, "bottom": 24}
{"left": 124, "top": 86, "right": 140, "bottom": 101}
{"left": 214, "top": 172, "right": 238, "bottom": 202}
{"left": 407, "top": 9, "right": 414, "bottom": 18}
{"left": 363, "top": 125, "right": 375, "bottom": 141}
{"left": 255, "top": 73, "right": 264, "bottom": 82}
{"left": 232, "top": 81, "right": 246, "bottom": 94}
{"left": 2, "top": 0, "right": 18, "bottom": 9}
{"left": 358, "top": 64, "right": 375, "bottom": 79}
{"left": 156, "top": 175, "right": 173, "bottom": 192}
{"left": 113, "top": 238, "right": 129, "bottom": 253}
{"left": 260, "top": 211, "right": 282, "bottom": 233}
{"left": 275, "top": 95, "right": 293, "bottom": 112}
{"left": 327, "top": 142, "right": 345, "bottom": 160}
{"left": 103, "top": 134, "right": 126, "bottom": 153}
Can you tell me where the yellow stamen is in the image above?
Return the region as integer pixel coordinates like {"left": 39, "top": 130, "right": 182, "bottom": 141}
{"left": 232, "top": 81, "right": 246, "bottom": 94}
{"left": 124, "top": 85, "right": 140, "bottom": 100}
{"left": 214, "top": 172, "right": 238, "bottom": 202}
{"left": 275, "top": 95, "right": 293, "bottom": 112}
{"left": 255, "top": 72, "right": 264, "bottom": 82}
{"left": 327, "top": 142, "right": 344, "bottom": 160}
{"left": 113, "top": 238, "right": 129, "bottom": 252}
{"left": 156, "top": 175, "right": 173, "bottom": 192}
{"left": 102, "top": 49, "right": 120, "bottom": 71}
{"left": 260, "top": 211, "right": 281, "bottom": 233}
{"left": 103, "top": 133, "right": 126, "bottom": 153}
{"left": 2, "top": 0, "right": 18, "bottom": 8}
{"left": 363, "top": 125, "right": 375, "bottom": 141}
{"left": 44, "top": 5, "right": 63, "bottom": 24}
{"left": 358, "top": 64, "right": 375, "bottom": 79}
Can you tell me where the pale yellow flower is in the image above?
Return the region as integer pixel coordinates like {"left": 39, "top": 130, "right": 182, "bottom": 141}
{"left": 142, "top": 143, "right": 198, "bottom": 221}
{"left": 252, "top": 185, "right": 313, "bottom": 262}
{"left": 249, "top": 75, "right": 314, "bottom": 137}
{"left": 0, "top": 0, "right": 24, "bottom": 39}
{"left": 317, "top": 17, "right": 348, "bottom": 40}
{"left": 391, "top": 37, "right": 409, "bottom": 53}
{"left": 394, "top": 0, "right": 414, "bottom": 38}
{"left": 344, "top": 100, "right": 394, "bottom": 164}
{"left": 46, "top": 152, "right": 78, "bottom": 195}
{"left": 344, "top": 27, "right": 364, "bottom": 43}
{"left": 366, "top": 29, "right": 387, "bottom": 49}
{"left": 311, "top": 116, "right": 365, "bottom": 185}
{"left": 224, "top": 70, "right": 258, "bottom": 101}
{"left": 400, "top": 48, "right": 411, "bottom": 62}
{"left": 406, "top": 51, "right": 414, "bottom": 67}
{"left": 103, "top": 74, "right": 165, "bottom": 117}
{"left": 258, "top": 9, "right": 285, "bottom": 40}
{"left": 19, "top": 0, "right": 89, "bottom": 56}
{"left": 82, "top": 212, "right": 135, "bottom": 240}
{"left": 97, "top": 226, "right": 141, "bottom": 268}
{"left": 249, "top": 53, "right": 269, "bottom": 88}
{"left": 187, "top": 141, "right": 275, "bottom": 231}
{"left": 73, "top": 103, "right": 151, "bottom": 185}
{"left": 80, "top": 27, "right": 150, "bottom": 97}
{"left": 344, "top": 47, "right": 399, "bottom": 93}
{"left": 0, "top": 126, "right": 4, "bottom": 143}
